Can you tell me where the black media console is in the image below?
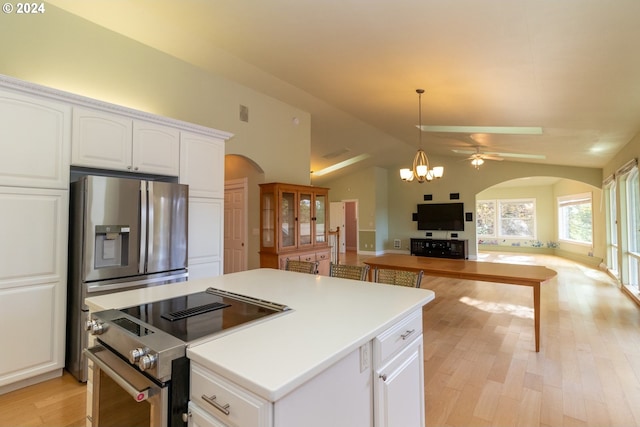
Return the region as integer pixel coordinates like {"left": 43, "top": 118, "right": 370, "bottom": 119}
{"left": 410, "top": 238, "right": 468, "bottom": 260}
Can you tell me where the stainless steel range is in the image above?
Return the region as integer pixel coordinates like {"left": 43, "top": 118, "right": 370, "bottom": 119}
{"left": 84, "top": 287, "right": 290, "bottom": 427}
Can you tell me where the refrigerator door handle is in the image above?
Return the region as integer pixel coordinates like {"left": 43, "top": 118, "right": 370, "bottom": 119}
{"left": 147, "top": 181, "right": 154, "bottom": 272}
{"left": 139, "top": 181, "right": 148, "bottom": 274}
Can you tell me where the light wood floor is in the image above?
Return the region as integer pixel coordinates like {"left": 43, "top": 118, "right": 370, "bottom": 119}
{"left": 0, "top": 370, "right": 85, "bottom": 427}
{"left": 1, "top": 252, "right": 639, "bottom": 427}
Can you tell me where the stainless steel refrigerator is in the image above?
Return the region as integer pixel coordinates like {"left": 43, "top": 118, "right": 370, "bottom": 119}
{"left": 66, "top": 175, "right": 189, "bottom": 382}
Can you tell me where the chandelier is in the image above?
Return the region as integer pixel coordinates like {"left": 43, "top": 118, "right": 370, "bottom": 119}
{"left": 400, "top": 89, "right": 444, "bottom": 183}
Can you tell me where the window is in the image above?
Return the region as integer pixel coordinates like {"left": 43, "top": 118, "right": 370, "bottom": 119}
{"left": 625, "top": 168, "right": 640, "bottom": 254}
{"left": 499, "top": 199, "right": 536, "bottom": 238}
{"left": 477, "top": 198, "right": 536, "bottom": 238}
{"left": 604, "top": 178, "right": 618, "bottom": 276}
{"left": 557, "top": 193, "right": 592, "bottom": 245}
{"left": 476, "top": 200, "right": 496, "bottom": 237}
{"left": 617, "top": 160, "right": 639, "bottom": 290}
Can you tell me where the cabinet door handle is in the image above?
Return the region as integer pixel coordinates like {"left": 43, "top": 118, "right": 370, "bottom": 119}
{"left": 202, "top": 394, "right": 230, "bottom": 415}
{"left": 379, "top": 374, "right": 387, "bottom": 382}
{"left": 401, "top": 329, "right": 416, "bottom": 340}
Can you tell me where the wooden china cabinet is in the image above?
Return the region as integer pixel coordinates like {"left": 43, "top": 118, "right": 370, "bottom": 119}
{"left": 259, "top": 183, "right": 331, "bottom": 275}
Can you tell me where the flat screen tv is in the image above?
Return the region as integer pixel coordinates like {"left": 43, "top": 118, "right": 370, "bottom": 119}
{"left": 417, "top": 202, "right": 464, "bottom": 231}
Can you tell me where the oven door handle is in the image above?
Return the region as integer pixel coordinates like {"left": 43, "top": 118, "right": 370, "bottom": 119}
{"left": 84, "top": 346, "right": 150, "bottom": 402}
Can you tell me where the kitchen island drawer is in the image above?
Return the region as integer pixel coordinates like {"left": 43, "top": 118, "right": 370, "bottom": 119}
{"left": 373, "top": 309, "right": 423, "bottom": 365}
{"left": 190, "top": 362, "right": 272, "bottom": 427}
{"left": 188, "top": 401, "right": 226, "bottom": 427}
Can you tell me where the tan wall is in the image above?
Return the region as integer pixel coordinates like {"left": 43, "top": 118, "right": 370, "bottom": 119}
{"left": 477, "top": 179, "right": 603, "bottom": 264}
{"left": 0, "top": 5, "right": 311, "bottom": 185}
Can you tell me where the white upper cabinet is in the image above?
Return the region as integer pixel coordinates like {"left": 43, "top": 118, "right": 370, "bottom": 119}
{"left": 180, "top": 132, "right": 225, "bottom": 198}
{"left": 132, "top": 121, "right": 180, "bottom": 176}
{"left": 72, "top": 107, "right": 180, "bottom": 176}
{"left": 71, "top": 107, "right": 133, "bottom": 171}
{"left": 0, "top": 89, "right": 71, "bottom": 189}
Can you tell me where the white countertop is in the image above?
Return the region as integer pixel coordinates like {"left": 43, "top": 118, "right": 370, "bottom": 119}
{"left": 86, "top": 268, "right": 435, "bottom": 401}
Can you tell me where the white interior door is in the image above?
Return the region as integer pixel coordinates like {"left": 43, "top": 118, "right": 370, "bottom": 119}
{"left": 224, "top": 179, "right": 247, "bottom": 273}
{"left": 330, "top": 201, "right": 346, "bottom": 254}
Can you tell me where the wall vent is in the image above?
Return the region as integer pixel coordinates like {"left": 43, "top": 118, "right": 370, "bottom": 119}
{"left": 322, "top": 147, "right": 351, "bottom": 159}
{"left": 239, "top": 105, "right": 249, "bottom": 122}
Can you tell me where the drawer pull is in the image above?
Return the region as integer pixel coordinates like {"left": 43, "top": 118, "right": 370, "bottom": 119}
{"left": 401, "top": 329, "right": 416, "bottom": 340}
{"left": 202, "top": 394, "right": 230, "bottom": 415}
{"left": 379, "top": 374, "right": 387, "bottom": 382}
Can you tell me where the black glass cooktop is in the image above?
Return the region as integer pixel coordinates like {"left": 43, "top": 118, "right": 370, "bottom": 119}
{"left": 119, "top": 288, "right": 288, "bottom": 343}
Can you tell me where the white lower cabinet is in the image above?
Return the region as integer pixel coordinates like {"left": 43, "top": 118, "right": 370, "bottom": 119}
{"left": 373, "top": 310, "right": 425, "bottom": 427}
{"left": 374, "top": 337, "right": 424, "bottom": 427}
{"left": 190, "top": 363, "right": 272, "bottom": 427}
{"left": 188, "top": 310, "right": 425, "bottom": 427}
{"left": 188, "top": 401, "right": 227, "bottom": 427}
{"left": 0, "top": 187, "right": 68, "bottom": 389}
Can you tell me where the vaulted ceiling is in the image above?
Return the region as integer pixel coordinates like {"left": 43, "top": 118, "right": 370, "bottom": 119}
{"left": 49, "top": 1, "right": 640, "bottom": 183}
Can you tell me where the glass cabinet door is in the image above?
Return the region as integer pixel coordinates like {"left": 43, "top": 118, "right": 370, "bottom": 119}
{"left": 298, "top": 192, "right": 312, "bottom": 246}
{"left": 280, "top": 190, "right": 296, "bottom": 249}
{"left": 314, "top": 194, "right": 327, "bottom": 243}
{"left": 261, "top": 190, "right": 275, "bottom": 248}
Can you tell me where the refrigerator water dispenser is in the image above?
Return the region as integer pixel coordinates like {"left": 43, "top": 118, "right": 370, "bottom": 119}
{"left": 94, "top": 225, "right": 130, "bottom": 268}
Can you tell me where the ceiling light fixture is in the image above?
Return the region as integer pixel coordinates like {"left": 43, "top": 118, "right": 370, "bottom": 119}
{"left": 400, "top": 89, "right": 444, "bottom": 183}
{"left": 471, "top": 157, "right": 484, "bottom": 169}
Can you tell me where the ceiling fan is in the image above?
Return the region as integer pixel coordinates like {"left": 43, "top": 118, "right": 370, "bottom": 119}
{"left": 452, "top": 147, "right": 546, "bottom": 169}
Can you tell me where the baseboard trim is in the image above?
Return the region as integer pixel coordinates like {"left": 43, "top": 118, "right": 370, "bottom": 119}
{"left": 0, "top": 368, "right": 63, "bottom": 396}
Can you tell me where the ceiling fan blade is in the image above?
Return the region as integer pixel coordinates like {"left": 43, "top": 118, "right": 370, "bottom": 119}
{"left": 482, "top": 155, "right": 504, "bottom": 161}
{"left": 484, "top": 152, "right": 546, "bottom": 160}
{"left": 452, "top": 148, "right": 545, "bottom": 160}
{"left": 421, "top": 125, "right": 543, "bottom": 135}
{"left": 451, "top": 148, "right": 547, "bottom": 160}
{"left": 451, "top": 149, "right": 476, "bottom": 155}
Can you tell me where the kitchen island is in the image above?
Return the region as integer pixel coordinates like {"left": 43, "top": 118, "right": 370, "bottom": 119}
{"left": 86, "top": 268, "right": 435, "bottom": 427}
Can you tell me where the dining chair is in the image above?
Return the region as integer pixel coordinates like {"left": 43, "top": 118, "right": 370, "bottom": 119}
{"left": 374, "top": 268, "right": 423, "bottom": 288}
{"left": 329, "top": 263, "right": 370, "bottom": 281}
{"left": 284, "top": 258, "right": 318, "bottom": 274}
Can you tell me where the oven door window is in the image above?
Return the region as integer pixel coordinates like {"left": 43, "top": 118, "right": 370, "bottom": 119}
{"left": 97, "top": 370, "right": 152, "bottom": 427}
{"left": 86, "top": 346, "right": 168, "bottom": 427}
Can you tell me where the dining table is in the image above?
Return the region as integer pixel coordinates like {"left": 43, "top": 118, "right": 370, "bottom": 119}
{"left": 364, "top": 254, "right": 557, "bottom": 352}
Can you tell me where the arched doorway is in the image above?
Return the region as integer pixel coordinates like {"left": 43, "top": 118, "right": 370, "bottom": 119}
{"left": 475, "top": 176, "right": 603, "bottom": 268}
{"left": 224, "top": 154, "right": 264, "bottom": 272}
